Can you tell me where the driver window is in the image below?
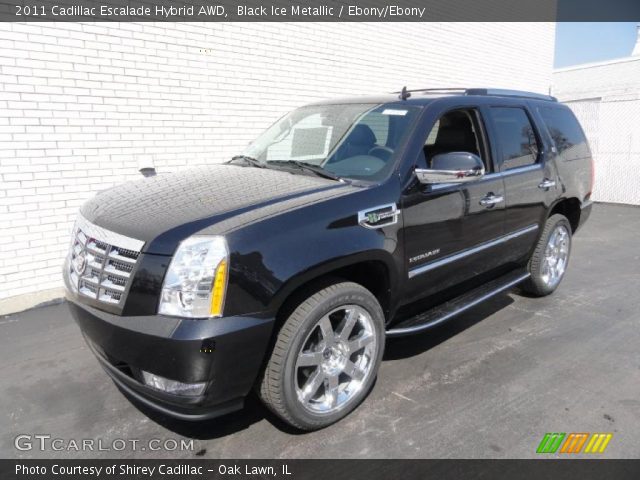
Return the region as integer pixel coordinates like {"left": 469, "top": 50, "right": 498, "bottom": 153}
{"left": 425, "top": 119, "right": 440, "bottom": 145}
{"left": 419, "top": 109, "right": 488, "bottom": 171}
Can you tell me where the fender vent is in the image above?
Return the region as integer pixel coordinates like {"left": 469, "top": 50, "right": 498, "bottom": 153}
{"left": 358, "top": 203, "right": 401, "bottom": 229}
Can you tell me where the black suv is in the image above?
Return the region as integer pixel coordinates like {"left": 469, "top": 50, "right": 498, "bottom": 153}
{"left": 65, "top": 88, "right": 593, "bottom": 430}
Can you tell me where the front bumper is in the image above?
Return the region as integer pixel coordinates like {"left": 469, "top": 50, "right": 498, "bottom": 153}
{"left": 67, "top": 297, "right": 275, "bottom": 421}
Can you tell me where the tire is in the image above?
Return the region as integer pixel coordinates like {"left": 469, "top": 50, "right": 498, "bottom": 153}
{"left": 258, "top": 281, "right": 385, "bottom": 431}
{"left": 522, "top": 214, "right": 572, "bottom": 297}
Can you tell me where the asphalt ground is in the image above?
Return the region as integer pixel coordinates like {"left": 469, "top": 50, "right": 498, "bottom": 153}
{"left": 1, "top": 203, "right": 639, "bottom": 459}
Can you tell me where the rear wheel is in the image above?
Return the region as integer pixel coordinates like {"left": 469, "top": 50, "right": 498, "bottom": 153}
{"left": 258, "top": 281, "right": 385, "bottom": 430}
{"left": 522, "top": 214, "right": 572, "bottom": 296}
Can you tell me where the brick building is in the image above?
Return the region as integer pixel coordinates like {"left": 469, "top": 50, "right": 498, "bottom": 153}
{"left": 0, "top": 22, "right": 555, "bottom": 308}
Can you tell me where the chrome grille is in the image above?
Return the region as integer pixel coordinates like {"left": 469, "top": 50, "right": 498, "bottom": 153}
{"left": 67, "top": 214, "right": 144, "bottom": 306}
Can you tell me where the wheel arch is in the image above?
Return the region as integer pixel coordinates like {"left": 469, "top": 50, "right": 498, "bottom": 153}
{"left": 548, "top": 197, "right": 581, "bottom": 233}
{"left": 269, "top": 253, "right": 398, "bottom": 328}
{"left": 254, "top": 254, "right": 396, "bottom": 399}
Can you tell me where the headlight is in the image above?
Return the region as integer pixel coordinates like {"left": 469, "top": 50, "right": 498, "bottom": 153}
{"left": 159, "top": 236, "right": 229, "bottom": 318}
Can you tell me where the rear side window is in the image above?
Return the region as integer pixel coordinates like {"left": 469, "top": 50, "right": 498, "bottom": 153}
{"left": 488, "top": 107, "right": 540, "bottom": 170}
{"left": 539, "top": 107, "right": 590, "bottom": 161}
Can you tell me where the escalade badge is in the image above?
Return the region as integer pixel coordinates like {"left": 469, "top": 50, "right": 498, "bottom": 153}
{"left": 358, "top": 203, "right": 401, "bottom": 229}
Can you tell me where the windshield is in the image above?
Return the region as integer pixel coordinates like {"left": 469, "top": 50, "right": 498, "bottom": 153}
{"left": 242, "top": 103, "right": 421, "bottom": 181}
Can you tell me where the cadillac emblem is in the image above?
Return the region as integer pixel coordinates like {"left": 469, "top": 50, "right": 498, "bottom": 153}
{"left": 72, "top": 250, "right": 87, "bottom": 276}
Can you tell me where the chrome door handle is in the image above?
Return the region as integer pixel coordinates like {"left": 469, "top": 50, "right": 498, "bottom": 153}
{"left": 538, "top": 179, "right": 556, "bottom": 189}
{"left": 479, "top": 194, "right": 504, "bottom": 207}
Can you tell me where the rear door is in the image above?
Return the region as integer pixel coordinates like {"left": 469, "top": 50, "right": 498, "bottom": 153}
{"left": 483, "top": 104, "right": 557, "bottom": 263}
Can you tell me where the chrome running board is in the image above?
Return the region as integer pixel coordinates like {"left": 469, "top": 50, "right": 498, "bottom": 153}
{"left": 386, "top": 269, "right": 530, "bottom": 337}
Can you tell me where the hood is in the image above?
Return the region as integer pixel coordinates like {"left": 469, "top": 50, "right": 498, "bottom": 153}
{"left": 81, "top": 164, "right": 347, "bottom": 254}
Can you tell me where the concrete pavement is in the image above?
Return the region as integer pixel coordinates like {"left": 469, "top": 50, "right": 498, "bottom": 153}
{"left": 1, "top": 203, "right": 639, "bottom": 459}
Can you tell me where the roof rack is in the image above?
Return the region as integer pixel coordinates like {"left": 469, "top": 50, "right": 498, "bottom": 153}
{"left": 465, "top": 88, "right": 557, "bottom": 102}
{"left": 393, "top": 87, "right": 557, "bottom": 102}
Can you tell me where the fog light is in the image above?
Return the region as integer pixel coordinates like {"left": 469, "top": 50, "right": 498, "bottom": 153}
{"left": 141, "top": 371, "right": 207, "bottom": 397}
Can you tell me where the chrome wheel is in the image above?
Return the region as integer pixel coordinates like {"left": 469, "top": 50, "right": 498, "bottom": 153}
{"left": 295, "top": 305, "right": 377, "bottom": 414}
{"left": 541, "top": 224, "right": 570, "bottom": 288}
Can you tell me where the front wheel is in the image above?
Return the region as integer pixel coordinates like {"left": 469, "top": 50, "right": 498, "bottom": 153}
{"left": 522, "top": 213, "right": 572, "bottom": 296}
{"left": 258, "top": 281, "right": 385, "bottom": 430}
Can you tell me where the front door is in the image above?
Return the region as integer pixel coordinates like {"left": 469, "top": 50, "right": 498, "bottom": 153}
{"left": 402, "top": 106, "right": 506, "bottom": 305}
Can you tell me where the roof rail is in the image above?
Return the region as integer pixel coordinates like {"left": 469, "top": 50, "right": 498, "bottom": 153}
{"left": 465, "top": 88, "right": 558, "bottom": 102}
{"left": 394, "top": 87, "right": 467, "bottom": 95}
{"left": 393, "top": 87, "right": 557, "bottom": 102}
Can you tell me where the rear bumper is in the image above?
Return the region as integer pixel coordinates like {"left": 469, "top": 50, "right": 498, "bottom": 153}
{"left": 578, "top": 200, "right": 593, "bottom": 231}
{"left": 67, "top": 297, "right": 275, "bottom": 421}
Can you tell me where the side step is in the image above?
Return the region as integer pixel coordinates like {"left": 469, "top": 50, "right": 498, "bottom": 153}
{"left": 386, "top": 269, "right": 530, "bottom": 337}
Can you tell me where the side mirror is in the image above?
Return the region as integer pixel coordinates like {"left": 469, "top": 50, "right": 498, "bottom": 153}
{"left": 415, "top": 152, "right": 485, "bottom": 185}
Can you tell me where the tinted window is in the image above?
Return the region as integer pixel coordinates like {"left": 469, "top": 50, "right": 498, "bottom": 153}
{"left": 539, "top": 107, "right": 590, "bottom": 161}
{"left": 489, "top": 107, "right": 540, "bottom": 170}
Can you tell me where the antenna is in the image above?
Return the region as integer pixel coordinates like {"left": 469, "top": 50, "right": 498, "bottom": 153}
{"left": 399, "top": 86, "right": 411, "bottom": 101}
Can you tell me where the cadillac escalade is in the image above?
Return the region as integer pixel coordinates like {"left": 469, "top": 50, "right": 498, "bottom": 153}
{"left": 64, "top": 88, "right": 593, "bottom": 430}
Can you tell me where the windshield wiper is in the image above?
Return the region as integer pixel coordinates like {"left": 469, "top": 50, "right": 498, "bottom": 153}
{"left": 228, "top": 155, "right": 265, "bottom": 168}
{"left": 267, "top": 160, "right": 342, "bottom": 181}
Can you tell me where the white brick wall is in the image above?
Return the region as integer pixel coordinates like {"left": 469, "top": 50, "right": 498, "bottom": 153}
{"left": 0, "top": 22, "right": 555, "bottom": 302}
{"left": 554, "top": 57, "right": 640, "bottom": 205}
{"left": 553, "top": 57, "right": 640, "bottom": 100}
